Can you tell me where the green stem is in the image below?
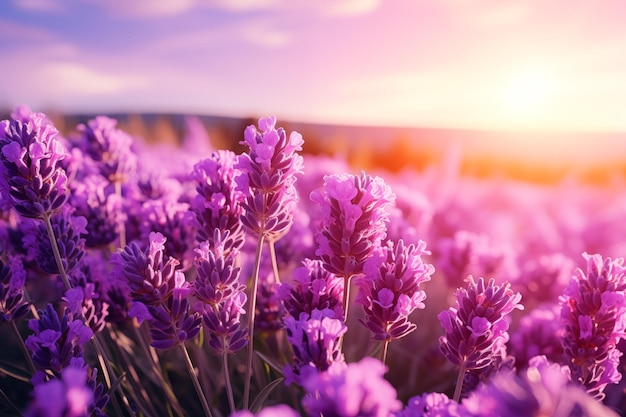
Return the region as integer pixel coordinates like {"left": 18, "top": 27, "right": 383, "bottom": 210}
{"left": 114, "top": 181, "right": 126, "bottom": 249}
{"left": 11, "top": 321, "right": 36, "bottom": 376}
{"left": 380, "top": 339, "right": 390, "bottom": 368}
{"left": 222, "top": 347, "right": 236, "bottom": 414}
{"left": 453, "top": 363, "right": 467, "bottom": 402}
{"left": 42, "top": 213, "right": 72, "bottom": 291}
{"left": 180, "top": 343, "right": 214, "bottom": 417}
{"left": 268, "top": 239, "right": 281, "bottom": 284}
{"left": 243, "top": 233, "right": 265, "bottom": 410}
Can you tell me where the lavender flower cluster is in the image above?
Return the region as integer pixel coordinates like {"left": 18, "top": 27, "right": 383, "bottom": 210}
{"left": 0, "top": 104, "right": 625, "bottom": 417}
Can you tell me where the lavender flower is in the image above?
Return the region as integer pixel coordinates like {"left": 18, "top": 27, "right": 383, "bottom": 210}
{"left": 149, "top": 285, "right": 202, "bottom": 349}
{"left": 235, "top": 115, "right": 304, "bottom": 240}
{"left": 22, "top": 208, "right": 87, "bottom": 275}
{"left": 283, "top": 308, "right": 346, "bottom": 386}
{"left": 111, "top": 231, "right": 180, "bottom": 306}
{"left": 63, "top": 283, "right": 109, "bottom": 335}
{"left": 254, "top": 274, "right": 285, "bottom": 332}
{"left": 509, "top": 304, "right": 564, "bottom": 370}
{"left": 76, "top": 116, "right": 137, "bottom": 183}
{"left": 229, "top": 405, "right": 300, "bottom": 417}
{"left": 191, "top": 150, "right": 245, "bottom": 248}
{"left": 396, "top": 392, "right": 466, "bottom": 417}
{"left": 193, "top": 231, "right": 244, "bottom": 307}
{"left": 302, "top": 357, "right": 402, "bottom": 417}
{"left": 25, "top": 302, "right": 93, "bottom": 379}
{"left": 25, "top": 362, "right": 109, "bottom": 417}
{"left": 200, "top": 291, "right": 248, "bottom": 354}
{"left": 462, "top": 356, "right": 619, "bottom": 417}
{"left": 438, "top": 276, "right": 523, "bottom": 399}
{"left": 311, "top": 172, "right": 395, "bottom": 278}
{"left": 0, "top": 256, "right": 30, "bottom": 323}
{"left": 355, "top": 239, "right": 434, "bottom": 342}
{"left": 277, "top": 258, "right": 344, "bottom": 319}
{"left": 436, "top": 231, "right": 519, "bottom": 290}
{"left": 69, "top": 174, "right": 124, "bottom": 248}
{"left": 560, "top": 252, "right": 626, "bottom": 399}
{"left": 0, "top": 109, "right": 68, "bottom": 218}
{"left": 139, "top": 197, "right": 196, "bottom": 269}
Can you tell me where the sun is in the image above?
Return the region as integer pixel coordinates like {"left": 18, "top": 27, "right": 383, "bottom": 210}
{"left": 500, "top": 67, "right": 554, "bottom": 120}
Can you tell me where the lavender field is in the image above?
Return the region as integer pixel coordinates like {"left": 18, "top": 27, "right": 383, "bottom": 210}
{"left": 2, "top": 105, "right": 626, "bottom": 417}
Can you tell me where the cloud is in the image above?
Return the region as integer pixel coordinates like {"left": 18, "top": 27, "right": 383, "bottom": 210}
{"left": 320, "top": 0, "right": 381, "bottom": 17}
{"left": 86, "top": 0, "right": 197, "bottom": 18}
{"left": 12, "top": 0, "right": 66, "bottom": 13}
{"left": 0, "top": 19, "right": 60, "bottom": 42}
{"left": 240, "top": 20, "right": 290, "bottom": 48}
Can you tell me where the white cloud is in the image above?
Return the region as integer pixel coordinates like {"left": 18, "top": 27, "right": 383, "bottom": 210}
{"left": 240, "top": 20, "right": 290, "bottom": 48}
{"left": 320, "top": 0, "right": 381, "bottom": 17}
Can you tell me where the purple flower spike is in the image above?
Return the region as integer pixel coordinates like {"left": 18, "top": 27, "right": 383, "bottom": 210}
{"left": 283, "top": 308, "right": 347, "bottom": 386}
{"left": 277, "top": 258, "right": 344, "bottom": 319}
{"left": 438, "top": 276, "right": 522, "bottom": 398}
{"left": 22, "top": 208, "right": 87, "bottom": 275}
{"left": 235, "top": 116, "right": 304, "bottom": 240}
{"left": 311, "top": 172, "right": 395, "bottom": 278}
{"left": 397, "top": 392, "right": 466, "bottom": 417}
{"left": 111, "top": 232, "right": 180, "bottom": 306}
{"left": 191, "top": 150, "right": 245, "bottom": 249}
{"left": 149, "top": 286, "right": 202, "bottom": 350}
{"left": 25, "top": 303, "right": 94, "bottom": 378}
{"left": 200, "top": 291, "right": 249, "bottom": 354}
{"left": 355, "top": 239, "right": 434, "bottom": 342}
{"left": 302, "top": 357, "right": 402, "bottom": 417}
{"left": 0, "top": 109, "right": 68, "bottom": 218}
{"left": 77, "top": 116, "right": 137, "bottom": 183}
{"left": 560, "top": 252, "right": 626, "bottom": 399}
{"left": 0, "top": 256, "right": 30, "bottom": 323}
{"left": 193, "top": 230, "right": 244, "bottom": 306}
{"left": 462, "top": 356, "right": 619, "bottom": 417}
{"left": 70, "top": 174, "right": 125, "bottom": 248}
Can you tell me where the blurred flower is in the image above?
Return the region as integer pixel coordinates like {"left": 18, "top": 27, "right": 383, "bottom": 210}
{"left": 283, "top": 308, "right": 346, "bottom": 386}
{"left": 302, "top": 357, "right": 402, "bottom": 417}
{"left": 229, "top": 404, "right": 300, "bottom": 417}
{"left": 278, "top": 258, "right": 344, "bottom": 319}
{"left": 254, "top": 273, "right": 284, "bottom": 332}
{"left": 396, "top": 392, "right": 466, "bottom": 417}
{"left": 0, "top": 108, "right": 68, "bottom": 218}
{"left": 235, "top": 115, "right": 304, "bottom": 240}
{"left": 560, "top": 252, "right": 626, "bottom": 399}
{"left": 69, "top": 174, "right": 124, "bottom": 248}
{"left": 25, "top": 363, "right": 109, "bottom": 417}
{"left": 139, "top": 197, "right": 196, "bottom": 269}
{"left": 22, "top": 208, "right": 87, "bottom": 275}
{"left": 509, "top": 304, "right": 564, "bottom": 370}
{"left": 436, "top": 231, "right": 519, "bottom": 289}
{"left": 462, "top": 356, "right": 619, "bottom": 417}
{"left": 311, "top": 172, "right": 395, "bottom": 278}
{"left": 191, "top": 150, "right": 245, "bottom": 249}
{"left": 0, "top": 255, "right": 30, "bottom": 323}
{"left": 355, "top": 239, "right": 433, "bottom": 342}
{"left": 76, "top": 116, "right": 137, "bottom": 183}
{"left": 516, "top": 253, "right": 573, "bottom": 305}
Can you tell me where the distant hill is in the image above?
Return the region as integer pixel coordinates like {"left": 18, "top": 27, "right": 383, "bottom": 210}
{"left": 3, "top": 110, "right": 625, "bottom": 184}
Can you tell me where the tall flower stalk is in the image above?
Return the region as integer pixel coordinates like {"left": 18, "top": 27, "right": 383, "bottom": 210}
{"left": 235, "top": 116, "right": 303, "bottom": 409}
{"left": 354, "top": 238, "right": 434, "bottom": 365}
{"left": 311, "top": 172, "right": 395, "bottom": 324}
{"left": 560, "top": 252, "right": 626, "bottom": 400}
{"left": 438, "top": 276, "right": 523, "bottom": 401}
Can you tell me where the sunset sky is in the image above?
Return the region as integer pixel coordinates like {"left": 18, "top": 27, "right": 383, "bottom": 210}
{"left": 1, "top": 0, "right": 626, "bottom": 132}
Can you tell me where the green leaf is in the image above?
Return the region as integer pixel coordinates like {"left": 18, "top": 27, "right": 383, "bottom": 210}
{"left": 254, "top": 351, "right": 284, "bottom": 376}
{"left": 250, "top": 377, "right": 285, "bottom": 414}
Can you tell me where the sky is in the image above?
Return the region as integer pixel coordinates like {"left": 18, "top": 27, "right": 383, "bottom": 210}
{"left": 1, "top": 0, "right": 626, "bottom": 132}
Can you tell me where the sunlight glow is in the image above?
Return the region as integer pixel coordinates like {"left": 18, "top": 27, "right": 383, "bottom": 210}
{"left": 501, "top": 68, "right": 553, "bottom": 116}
